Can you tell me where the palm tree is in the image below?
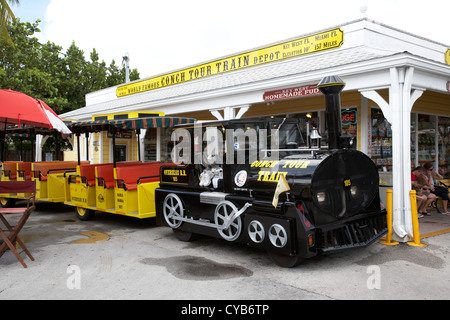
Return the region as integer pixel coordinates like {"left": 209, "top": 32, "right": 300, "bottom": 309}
{"left": 0, "top": 0, "right": 19, "bottom": 47}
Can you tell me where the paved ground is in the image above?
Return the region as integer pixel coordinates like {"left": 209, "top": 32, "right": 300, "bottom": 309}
{"left": 1, "top": 200, "right": 449, "bottom": 302}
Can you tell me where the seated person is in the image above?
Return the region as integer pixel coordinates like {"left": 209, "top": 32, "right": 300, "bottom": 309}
{"left": 423, "top": 163, "right": 450, "bottom": 215}
{"left": 411, "top": 166, "right": 436, "bottom": 216}
{"left": 412, "top": 176, "right": 427, "bottom": 218}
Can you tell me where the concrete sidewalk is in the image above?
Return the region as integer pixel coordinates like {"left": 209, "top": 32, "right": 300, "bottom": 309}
{"left": 0, "top": 201, "right": 449, "bottom": 300}
{"left": 419, "top": 209, "right": 450, "bottom": 238}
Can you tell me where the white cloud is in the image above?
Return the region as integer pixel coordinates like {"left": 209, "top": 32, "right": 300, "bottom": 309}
{"left": 41, "top": 0, "right": 450, "bottom": 79}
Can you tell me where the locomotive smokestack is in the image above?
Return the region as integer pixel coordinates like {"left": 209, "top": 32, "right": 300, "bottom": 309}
{"left": 317, "top": 75, "right": 346, "bottom": 150}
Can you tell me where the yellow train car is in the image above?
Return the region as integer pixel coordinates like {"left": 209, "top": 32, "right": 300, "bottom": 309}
{"left": 64, "top": 113, "right": 194, "bottom": 220}
{"left": 0, "top": 112, "right": 195, "bottom": 222}
{"left": 0, "top": 160, "right": 85, "bottom": 206}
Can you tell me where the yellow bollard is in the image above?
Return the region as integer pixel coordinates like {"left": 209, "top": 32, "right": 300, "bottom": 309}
{"left": 380, "top": 189, "right": 399, "bottom": 246}
{"left": 407, "top": 190, "right": 427, "bottom": 247}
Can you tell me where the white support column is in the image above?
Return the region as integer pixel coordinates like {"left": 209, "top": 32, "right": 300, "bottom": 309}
{"left": 156, "top": 128, "right": 161, "bottom": 161}
{"left": 234, "top": 105, "right": 250, "bottom": 119}
{"left": 360, "top": 96, "right": 369, "bottom": 155}
{"left": 99, "top": 131, "right": 104, "bottom": 164}
{"left": 210, "top": 109, "right": 224, "bottom": 121}
{"left": 35, "top": 134, "right": 43, "bottom": 161}
{"left": 210, "top": 105, "right": 251, "bottom": 120}
{"left": 359, "top": 90, "right": 392, "bottom": 124}
{"left": 140, "top": 129, "right": 146, "bottom": 162}
{"left": 223, "top": 107, "right": 234, "bottom": 120}
{"left": 360, "top": 67, "right": 424, "bottom": 242}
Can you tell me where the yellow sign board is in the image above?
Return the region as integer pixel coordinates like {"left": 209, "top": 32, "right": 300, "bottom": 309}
{"left": 116, "top": 28, "right": 344, "bottom": 97}
{"left": 446, "top": 49, "right": 450, "bottom": 65}
{"left": 92, "top": 111, "right": 164, "bottom": 121}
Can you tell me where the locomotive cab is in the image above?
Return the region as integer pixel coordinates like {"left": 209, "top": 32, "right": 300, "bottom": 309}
{"left": 155, "top": 76, "right": 387, "bottom": 267}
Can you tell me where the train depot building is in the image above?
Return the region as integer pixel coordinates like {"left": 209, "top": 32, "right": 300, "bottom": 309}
{"left": 60, "top": 18, "right": 450, "bottom": 244}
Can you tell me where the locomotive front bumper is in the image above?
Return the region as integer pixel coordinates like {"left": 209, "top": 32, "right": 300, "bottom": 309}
{"left": 315, "top": 210, "right": 387, "bottom": 253}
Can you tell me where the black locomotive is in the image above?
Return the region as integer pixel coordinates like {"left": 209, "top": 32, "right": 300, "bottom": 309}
{"left": 155, "top": 76, "right": 387, "bottom": 267}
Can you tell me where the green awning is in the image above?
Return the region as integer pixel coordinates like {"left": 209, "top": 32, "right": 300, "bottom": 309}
{"left": 68, "top": 117, "right": 196, "bottom": 134}
{"left": 6, "top": 125, "right": 69, "bottom": 138}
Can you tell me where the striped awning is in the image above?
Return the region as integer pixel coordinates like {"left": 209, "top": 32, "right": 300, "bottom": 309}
{"left": 7, "top": 132, "right": 32, "bottom": 139}
{"left": 68, "top": 116, "right": 196, "bottom": 134}
{"left": 5, "top": 125, "right": 68, "bottom": 138}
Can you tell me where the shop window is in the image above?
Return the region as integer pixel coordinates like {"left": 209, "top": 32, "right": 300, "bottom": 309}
{"left": 438, "top": 116, "right": 450, "bottom": 178}
{"left": 291, "top": 109, "right": 357, "bottom": 149}
{"left": 160, "top": 127, "right": 177, "bottom": 163}
{"left": 342, "top": 108, "right": 357, "bottom": 149}
{"left": 370, "top": 108, "right": 392, "bottom": 171}
{"left": 290, "top": 112, "right": 319, "bottom": 147}
{"left": 114, "top": 145, "right": 127, "bottom": 162}
{"left": 144, "top": 129, "right": 157, "bottom": 161}
{"left": 417, "top": 114, "right": 436, "bottom": 165}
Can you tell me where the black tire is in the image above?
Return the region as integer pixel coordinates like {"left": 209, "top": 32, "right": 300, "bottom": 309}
{"left": 76, "top": 207, "right": 95, "bottom": 221}
{"left": 173, "top": 229, "right": 196, "bottom": 242}
{"left": 0, "top": 197, "right": 16, "bottom": 208}
{"left": 268, "top": 251, "right": 303, "bottom": 268}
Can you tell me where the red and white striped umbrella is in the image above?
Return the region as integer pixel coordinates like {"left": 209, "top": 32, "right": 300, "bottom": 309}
{"left": 0, "top": 89, "right": 71, "bottom": 137}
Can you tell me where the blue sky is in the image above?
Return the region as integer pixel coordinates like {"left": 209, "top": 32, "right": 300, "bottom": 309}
{"left": 8, "top": 0, "right": 450, "bottom": 79}
{"left": 12, "top": 0, "right": 50, "bottom": 27}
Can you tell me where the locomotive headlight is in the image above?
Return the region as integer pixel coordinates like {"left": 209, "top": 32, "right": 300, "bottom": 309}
{"left": 317, "top": 192, "right": 326, "bottom": 203}
{"left": 350, "top": 185, "right": 358, "bottom": 196}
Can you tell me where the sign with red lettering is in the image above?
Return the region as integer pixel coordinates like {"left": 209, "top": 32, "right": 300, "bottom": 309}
{"left": 263, "top": 85, "right": 320, "bottom": 101}
{"left": 341, "top": 109, "right": 357, "bottom": 125}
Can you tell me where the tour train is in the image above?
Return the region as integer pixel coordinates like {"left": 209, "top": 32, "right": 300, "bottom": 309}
{"left": 0, "top": 76, "right": 387, "bottom": 267}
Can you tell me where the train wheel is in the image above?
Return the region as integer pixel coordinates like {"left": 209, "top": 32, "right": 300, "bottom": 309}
{"left": 268, "top": 224, "right": 288, "bottom": 248}
{"left": 163, "top": 193, "right": 184, "bottom": 228}
{"left": 214, "top": 201, "right": 242, "bottom": 241}
{"left": 0, "top": 197, "right": 15, "bottom": 208}
{"left": 268, "top": 252, "right": 303, "bottom": 268}
{"left": 173, "top": 229, "right": 196, "bottom": 242}
{"left": 76, "top": 207, "right": 94, "bottom": 221}
{"left": 248, "top": 220, "right": 265, "bottom": 243}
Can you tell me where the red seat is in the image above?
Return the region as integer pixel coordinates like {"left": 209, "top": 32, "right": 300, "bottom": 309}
{"left": 96, "top": 161, "right": 145, "bottom": 189}
{"left": 79, "top": 163, "right": 111, "bottom": 187}
{"left": 115, "top": 162, "right": 169, "bottom": 191}
{"left": 96, "top": 164, "right": 115, "bottom": 189}
{"left": 2, "top": 161, "right": 22, "bottom": 180}
{"left": 32, "top": 161, "right": 88, "bottom": 181}
{"left": 17, "top": 162, "right": 32, "bottom": 181}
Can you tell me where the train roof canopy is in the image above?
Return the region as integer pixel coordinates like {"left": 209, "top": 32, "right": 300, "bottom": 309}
{"left": 68, "top": 116, "right": 196, "bottom": 134}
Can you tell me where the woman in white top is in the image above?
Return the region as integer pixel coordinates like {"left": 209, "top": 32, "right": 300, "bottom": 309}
{"left": 423, "top": 162, "right": 450, "bottom": 215}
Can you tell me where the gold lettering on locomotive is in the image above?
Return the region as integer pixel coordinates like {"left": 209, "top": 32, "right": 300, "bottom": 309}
{"left": 251, "top": 160, "right": 279, "bottom": 168}
{"left": 164, "top": 169, "right": 187, "bottom": 176}
{"left": 282, "top": 160, "right": 310, "bottom": 168}
{"left": 257, "top": 170, "right": 287, "bottom": 182}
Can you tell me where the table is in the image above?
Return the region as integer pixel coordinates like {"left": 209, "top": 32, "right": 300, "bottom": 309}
{"left": 0, "top": 181, "right": 36, "bottom": 268}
